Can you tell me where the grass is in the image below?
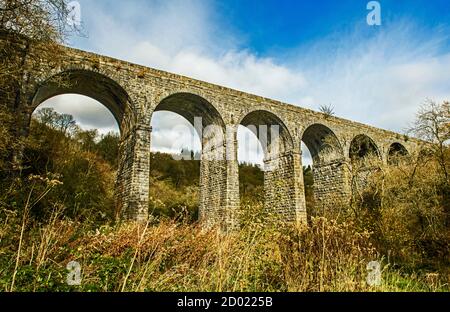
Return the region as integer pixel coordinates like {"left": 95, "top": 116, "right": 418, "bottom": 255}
{"left": 0, "top": 203, "right": 448, "bottom": 292}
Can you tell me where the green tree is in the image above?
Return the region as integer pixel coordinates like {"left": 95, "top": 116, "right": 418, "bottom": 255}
{"left": 76, "top": 129, "right": 98, "bottom": 152}
{"left": 95, "top": 132, "right": 120, "bottom": 168}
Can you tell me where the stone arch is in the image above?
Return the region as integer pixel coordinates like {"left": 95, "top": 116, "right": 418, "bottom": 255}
{"left": 349, "top": 134, "right": 381, "bottom": 163}
{"left": 301, "top": 124, "right": 348, "bottom": 218}
{"left": 31, "top": 69, "right": 135, "bottom": 135}
{"left": 301, "top": 123, "right": 343, "bottom": 165}
{"left": 238, "top": 109, "right": 305, "bottom": 224}
{"left": 152, "top": 92, "right": 237, "bottom": 229}
{"left": 349, "top": 134, "right": 382, "bottom": 206}
{"left": 154, "top": 92, "right": 228, "bottom": 164}
{"left": 154, "top": 92, "right": 226, "bottom": 137}
{"left": 387, "top": 142, "right": 409, "bottom": 165}
{"left": 29, "top": 69, "right": 149, "bottom": 222}
{"left": 239, "top": 109, "right": 294, "bottom": 159}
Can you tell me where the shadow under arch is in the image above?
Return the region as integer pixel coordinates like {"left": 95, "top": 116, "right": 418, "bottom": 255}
{"left": 301, "top": 124, "right": 346, "bottom": 219}
{"left": 388, "top": 142, "right": 409, "bottom": 165}
{"left": 349, "top": 134, "right": 381, "bottom": 163}
{"left": 31, "top": 69, "right": 135, "bottom": 135}
{"left": 301, "top": 123, "right": 343, "bottom": 165}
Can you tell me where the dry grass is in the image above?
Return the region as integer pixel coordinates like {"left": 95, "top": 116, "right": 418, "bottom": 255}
{"left": 0, "top": 142, "right": 448, "bottom": 292}
{"left": 1, "top": 205, "right": 447, "bottom": 292}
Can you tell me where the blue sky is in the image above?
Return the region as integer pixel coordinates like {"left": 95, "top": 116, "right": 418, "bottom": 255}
{"left": 71, "top": 0, "right": 450, "bottom": 56}
{"left": 40, "top": 0, "right": 450, "bottom": 164}
{"left": 217, "top": 0, "right": 450, "bottom": 53}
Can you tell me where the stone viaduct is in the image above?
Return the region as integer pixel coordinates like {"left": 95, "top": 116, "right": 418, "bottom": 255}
{"left": 6, "top": 39, "right": 423, "bottom": 230}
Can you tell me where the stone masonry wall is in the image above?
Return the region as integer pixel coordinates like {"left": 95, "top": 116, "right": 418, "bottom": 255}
{"left": 117, "top": 123, "right": 151, "bottom": 222}
{"left": 264, "top": 151, "right": 307, "bottom": 224}
{"left": 199, "top": 136, "right": 240, "bottom": 230}
{"left": 313, "top": 160, "right": 351, "bottom": 213}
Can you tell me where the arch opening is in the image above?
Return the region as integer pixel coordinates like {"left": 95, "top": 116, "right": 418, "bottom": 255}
{"left": 301, "top": 143, "right": 315, "bottom": 217}
{"left": 388, "top": 142, "right": 409, "bottom": 165}
{"left": 155, "top": 93, "right": 225, "bottom": 132}
{"left": 301, "top": 124, "right": 344, "bottom": 219}
{"left": 239, "top": 110, "right": 294, "bottom": 162}
{"left": 27, "top": 94, "right": 121, "bottom": 222}
{"left": 237, "top": 125, "right": 265, "bottom": 204}
{"left": 302, "top": 124, "right": 343, "bottom": 165}
{"left": 238, "top": 110, "right": 301, "bottom": 222}
{"left": 349, "top": 134, "right": 381, "bottom": 164}
{"left": 349, "top": 134, "right": 382, "bottom": 213}
{"left": 149, "top": 110, "right": 202, "bottom": 221}
{"left": 32, "top": 70, "right": 133, "bottom": 135}
{"left": 150, "top": 92, "right": 227, "bottom": 223}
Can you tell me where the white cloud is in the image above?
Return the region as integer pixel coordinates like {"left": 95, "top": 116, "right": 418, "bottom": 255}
{"left": 37, "top": 94, "right": 119, "bottom": 136}
{"left": 294, "top": 22, "right": 450, "bottom": 132}
{"left": 150, "top": 111, "right": 201, "bottom": 154}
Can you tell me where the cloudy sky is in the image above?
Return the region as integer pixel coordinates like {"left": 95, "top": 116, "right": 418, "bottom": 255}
{"left": 38, "top": 0, "right": 450, "bottom": 165}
